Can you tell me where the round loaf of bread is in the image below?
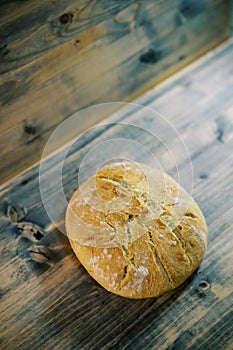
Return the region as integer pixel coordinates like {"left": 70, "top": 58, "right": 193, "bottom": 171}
{"left": 66, "top": 162, "right": 208, "bottom": 298}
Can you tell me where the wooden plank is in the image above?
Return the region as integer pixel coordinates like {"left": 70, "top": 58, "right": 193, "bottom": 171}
{"left": 0, "top": 39, "right": 233, "bottom": 350}
{"left": 0, "top": 0, "right": 231, "bottom": 183}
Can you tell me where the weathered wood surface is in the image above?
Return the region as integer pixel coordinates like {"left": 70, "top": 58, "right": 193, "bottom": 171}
{"left": 1, "top": 39, "right": 233, "bottom": 349}
{"left": 0, "top": 0, "right": 231, "bottom": 183}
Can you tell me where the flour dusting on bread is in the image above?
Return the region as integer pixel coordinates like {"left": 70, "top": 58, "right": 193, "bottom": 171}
{"left": 66, "top": 161, "right": 208, "bottom": 298}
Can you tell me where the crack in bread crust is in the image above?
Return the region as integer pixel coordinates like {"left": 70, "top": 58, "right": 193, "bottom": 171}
{"left": 172, "top": 226, "right": 192, "bottom": 266}
{"left": 157, "top": 217, "right": 192, "bottom": 267}
{"left": 95, "top": 175, "right": 164, "bottom": 247}
{"left": 119, "top": 244, "right": 137, "bottom": 289}
{"left": 120, "top": 265, "right": 128, "bottom": 287}
{"left": 147, "top": 231, "right": 173, "bottom": 287}
{"left": 121, "top": 244, "right": 137, "bottom": 269}
{"left": 184, "top": 212, "right": 198, "bottom": 219}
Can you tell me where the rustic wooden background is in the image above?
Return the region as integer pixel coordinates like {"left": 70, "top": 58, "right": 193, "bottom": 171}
{"left": 0, "top": 0, "right": 231, "bottom": 184}
{"left": 1, "top": 38, "right": 233, "bottom": 349}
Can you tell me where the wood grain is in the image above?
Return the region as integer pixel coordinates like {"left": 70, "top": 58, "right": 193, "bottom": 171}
{"left": 0, "top": 0, "right": 231, "bottom": 183}
{"left": 0, "top": 39, "right": 233, "bottom": 350}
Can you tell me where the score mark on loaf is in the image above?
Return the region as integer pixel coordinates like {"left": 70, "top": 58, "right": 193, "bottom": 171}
{"left": 65, "top": 162, "right": 208, "bottom": 298}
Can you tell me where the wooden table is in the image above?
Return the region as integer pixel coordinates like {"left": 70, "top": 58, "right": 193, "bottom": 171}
{"left": 1, "top": 39, "right": 233, "bottom": 350}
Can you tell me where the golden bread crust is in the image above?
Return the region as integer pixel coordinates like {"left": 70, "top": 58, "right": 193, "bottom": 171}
{"left": 66, "top": 162, "right": 208, "bottom": 298}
